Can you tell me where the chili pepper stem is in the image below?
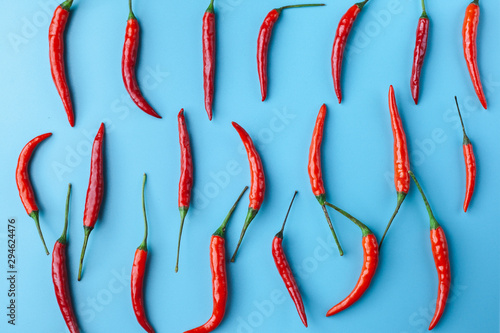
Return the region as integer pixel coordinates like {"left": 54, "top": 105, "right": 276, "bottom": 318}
{"left": 128, "top": 0, "right": 135, "bottom": 19}
{"left": 29, "top": 211, "right": 49, "bottom": 255}
{"left": 60, "top": 0, "right": 73, "bottom": 11}
{"left": 409, "top": 171, "right": 440, "bottom": 230}
{"left": 214, "top": 186, "right": 249, "bottom": 237}
{"left": 174, "top": 208, "right": 187, "bottom": 273}
{"left": 276, "top": 191, "right": 298, "bottom": 238}
{"left": 356, "top": 0, "right": 369, "bottom": 9}
{"left": 454, "top": 97, "right": 471, "bottom": 145}
{"left": 58, "top": 184, "right": 72, "bottom": 244}
{"left": 206, "top": 0, "right": 214, "bottom": 12}
{"left": 78, "top": 227, "right": 92, "bottom": 281}
{"left": 230, "top": 208, "right": 258, "bottom": 262}
{"left": 325, "top": 202, "right": 372, "bottom": 236}
{"left": 420, "top": 0, "right": 427, "bottom": 17}
{"left": 472, "top": 0, "right": 478, "bottom": 4}
{"left": 277, "top": 3, "right": 325, "bottom": 12}
{"left": 321, "top": 205, "right": 343, "bottom": 256}
{"left": 139, "top": 174, "right": 148, "bottom": 251}
{"left": 379, "top": 192, "right": 407, "bottom": 248}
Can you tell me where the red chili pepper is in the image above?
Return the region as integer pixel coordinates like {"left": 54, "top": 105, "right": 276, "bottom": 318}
{"left": 175, "top": 109, "right": 194, "bottom": 273}
{"left": 331, "top": 0, "right": 369, "bottom": 103}
{"left": 307, "top": 104, "right": 343, "bottom": 256}
{"left": 230, "top": 122, "right": 265, "bottom": 262}
{"left": 380, "top": 86, "right": 410, "bottom": 247}
{"left": 325, "top": 202, "right": 379, "bottom": 316}
{"left": 131, "top": 174, "right": 155, "bottom": 333}
{"left": 409, "top": 171, "right": 451, "bottom": 330}
{"left": 16, "top": 132, "right": 52, "bottom": 255}
{"left": 184, "top": 186, "right": 248, "bottom": 333}
{"left": 122, "top": 0, "right": 161, "bottom": 119}
{"left": 52, "top": 184, "right": 80, "bottom": 333}
{"left": 49, "top": 0, "right": 75, "bottom": 127}
{"left": 203, "top": 0, "right": 216, "bottom": 121}
{"left": 454, "top": 97, "right": 476, "bottom": 212}
{"left": 78, "top": 123, "right": 105, "bottom": 281}
{"left": 257, "top": 4, "right": 325, "bottom": 102}
{"left": 272, "top": 191, "right": 307, "bottom": 327}
{"left": 462, "top": 0, "right": 487, "bottom": 109}
{"left": 410, "top": 0, "right": 429, "bottom": 104}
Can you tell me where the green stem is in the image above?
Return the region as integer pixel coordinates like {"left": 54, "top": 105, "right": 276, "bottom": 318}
{"left": 60, "top": 0, "right": 73, "bottom": 11}
{"left": 278, "top": 3, "right": 325, "bottom": 12}
{"left": 454, "top": 96, "right": 471, "bottom": 145}
{"left": 420, "top": 0, "right": 427, "bottom": 17}
{"left": 409, "top": 171, "right": 440, "bottom": 230}
{"left": 379, "top": 192, "right": 407, "bottom": 248}
{"left": 325, "top": 202, "right": 372, "bottom": 237}
{"left": 78, "top": 227, "right": 92, "bottom": 281}
{"left": 230, "top": 208, "right": 258, "bottom": 262}
{"left": 139, "top": 174, "right": 148, "bottom": 251}
{"left": 29, "top": 211, "right": 49, "bottom": 255}
{"left": 472, "top": 0, "right": 479, "bottom": 5}
{"left": 206, "top": 0, "right": 215, "bottom": 13}
{"left": 128, "top": 0, "right": 135, "bottom": 19}
{"left": 58, "top": 184, "right": 72, "bottom": 244}
{"left": 355, "top": 0, "right": 369, "bottom": 10}
{"left": 175, "top": 207, "right": 187, "bottom": 273}
{"left": 276, "top": 191, "right": 298, "bottom": 238}
{"left": 214, "top": 186, "right": 249, "bottom": 237}
{"left": 321, "top": 205, "right": 344, "bottom": 256}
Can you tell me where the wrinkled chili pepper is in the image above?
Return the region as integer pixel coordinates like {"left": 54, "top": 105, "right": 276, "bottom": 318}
{"left": 307, "top": 104, "right": 343, "bottom": 255}
{"left": 331, "top": 0, "right": 369, "bottom": 103}
{"left": 49, "top": 0, "right": 75, "bottom": 127}
{"left": 131, "top": 174, "right": 155, "bottom": 333}
{"left": 175, "top": 109, "right": 194, "bottom": 273}
{"left": 409, "top": 171, "right": 451, "bottom": 330}
{"left": 16, "top": 132, "right": 52, "bottom": 255}
{"left": 257, "top": 4, "right": 325, "bottom": 102}
{"left": 462, "top": 0, "right": 487, "bottom": 109}
{"left": 78, "top": 123, "right": 105, "bottom": 281}
{"left": 122, "top": 0, "right": 161, "bottom": 119}
{"left": 272, "top": 191, "right": 307, "bottom": 327}
{"left": 380, "top": 86, "right": 410, "bottom": 247}
{"left": 410, "top": 0, "right": 429, "bottom": 104}
{"left": 203, "top": 0, "right": 216, "bottom": 121}
{"left": 230, "top": 122, "right": 265, "bottom": 262}
{"left": 454, "top": 97, "right": 476, "bottom": 212}
{"left": 184, "top": 186, "right": 248, "bottom": 333}
{"left": 325, "top": 202, "right": 379, "bottom": 316}
{"left": 52, "top": 184, "right": 80, "bottom": 333}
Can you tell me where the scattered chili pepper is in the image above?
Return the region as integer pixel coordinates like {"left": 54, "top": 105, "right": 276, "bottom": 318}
{"left": 409, "top": 171, "right": 451, "bottom": 330}
{"left": 122, "top": 0, "right": 161, "bottom": 119}
{"left": 380, "top": 86, "right": 410, "bottom": 247}
{"left": 325, "top": 202, "right": 379, "bottom": 316}
{"left": 131, "top": 174, "right": 155, "bottom": 333}
{"left": 272, "top": 191, "right": 307, "bottom": 327}
{"left": 203, "top": 0, "right": 216, "bottom": 121}
{"left": 410, "top": 0, "right": 429, "bottom": 104}
{"left": 52, "top": 184, "right": 80, "bottom": 333}
{"left": 49, "top": 0, "right": 75, "bottom": 127}
{"left": 462, "top": 0, "right": 487, "bottom": 109}
{"left": 78, "top": 123, "right": 105, "bottom": 281}
{"left": 184, "top": 186, "right": 248, "bottom": 333}
{"left": 454, "top": 97, "right": 476, "bottom": 212}
{"left": 331, "top": 0, "right": 369, "bottom": 103}
{"left": 175, "top": 109, "right": 194, "bottom": 273}
{"left": 257, "top": 3, "right": 325, "bottom": 102}
{"left": 307, "top": 104, "right": 343, "bottom": 256}
{"left": 16, "top": 132, "right": 52, "bottom": 255}
{"left": 230, "top": 122, "right": 265, "bottom": 262}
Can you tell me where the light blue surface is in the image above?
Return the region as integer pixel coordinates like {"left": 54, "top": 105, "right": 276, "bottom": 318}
{"left": 1, "top": 0, "right": 499, "bottom": 332}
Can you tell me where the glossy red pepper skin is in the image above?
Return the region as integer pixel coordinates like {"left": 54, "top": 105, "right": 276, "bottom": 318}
{"left": 49, "top": 0, "right": 74, "bottom": 127}
{"left": 230, "top": 122, "right": 265, "bottom": 262}
{"left": 78, "top": 123, "right": 105, "bottom": 281}
{"left": 122, "top": 6, "right": 161, "bottom": 119}
{"left": 410, "top": 12, "right": 429, "bottom": 104}
{"left": 331, "top": 1, "right": 367, "bottom": 103}
{"left": 257, "top": 9, "right": 280, "bottom": 102}
{"left": 462, "top": 0, "right": 487, "bottom": 109}
{"left": 203, "top": 0, "right": 216, "bottom": 121}
{"left": 52, "top": 185, "right": 80, "bottom": 333}
{"left": 16, "top": 132, "right": 52, "bottom": 255}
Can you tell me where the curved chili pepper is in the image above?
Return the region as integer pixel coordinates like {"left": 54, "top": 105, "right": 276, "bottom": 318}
{"left": 16, "top": 132, "right": 52, "bottom": 255}
{"left": 52, "top": 184, "right": 80, "bottom": 333}
{"left": 410, "top": 0, "right": 429, "bottom": 104}
{"left": 122, "top": 0, "right": 161, "bottom": 119}
{"left": 380, "top": 86, "right": 410, "bottom": 247}
{"left": 331, "top": 0, "right": 369, "bottom": 103}
{"left": 230, "top": 122, "right": 265, "bottom": 262}
{"left": 454, "top": 97, "right": 476, "bottom": 212}
{"left": 203, "top": 0, "right": 216, "bottom": 121}
{"left": 325, "top": 202, "right": 378, "bottom": 316}
{"left": 307, "top": 104, "right": 343, "bottom": 256}
{"left": 184, "top": 186, "right": 248, "bottom": 333}
{"left": 175, "top": 109, "right": 194, "bottom": 273}
{"left": 131, "top": 174, "right": 155, "bottom": 333}
{"left": 462, "top": 0, "right": 487, "bottom": 109}
{"left": 78, "top": 123, "right": 105, "bottom": 281}
{"left": 409, "top": 171, "right": 451, "bottom": 330}
{"left": 257, "top": 4, "right": 325, "bottom": 102}
{"left": 49, "top": 0, "right": 74, "bottom": 127}
{"left": 272, "top": 191, "right": 307, "bottom": 327}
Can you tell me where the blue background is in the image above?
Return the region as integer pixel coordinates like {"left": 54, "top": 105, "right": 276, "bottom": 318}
{"left": 1, "top": 0, "right": 499, "bottom": 332}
